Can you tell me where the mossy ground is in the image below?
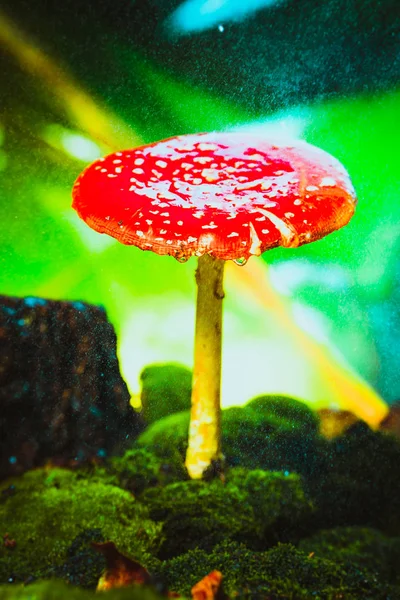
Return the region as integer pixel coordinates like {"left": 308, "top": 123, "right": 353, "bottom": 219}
{"left": 1, "top": 387, "right": 400, "bottom": 599}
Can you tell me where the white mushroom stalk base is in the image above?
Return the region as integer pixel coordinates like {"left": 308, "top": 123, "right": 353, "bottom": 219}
{"left": 185, "top": 253, "right": 225, "bottom": 479}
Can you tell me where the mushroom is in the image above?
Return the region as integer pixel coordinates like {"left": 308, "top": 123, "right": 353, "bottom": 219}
{"left": 72, "top": 131, "right": 357, "bottom": 479}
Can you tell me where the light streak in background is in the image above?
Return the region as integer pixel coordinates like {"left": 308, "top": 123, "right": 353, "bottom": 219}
{"left": 167, "top": 0, "right": 283, "bottom": 36}
{"left": 226, "top": 259, "right": 388, "bottom": 427}
{"left": 0, "top": 10, "right": 141, "bottom": 151}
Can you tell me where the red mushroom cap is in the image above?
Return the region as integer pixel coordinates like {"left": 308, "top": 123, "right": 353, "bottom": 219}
{"left": 72, "top": 132, "right": 357, "bottom": 262}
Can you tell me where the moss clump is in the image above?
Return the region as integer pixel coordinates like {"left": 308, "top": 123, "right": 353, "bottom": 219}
{"left": 139, "top": 363, "right": 192, "bottom": 424}
{"left": 136, "top": 410, "right": 190, "bottom": 459}
{"left": 0, "top": 468, "right": 162, "bottom": 585}
{"left": 299, "top": 526, "right": 400, "bottom": 585}
{"left": 309, "top": 423, "right": 400, "bottom": 534}
{"left": 246, "top": 394, "right": 320, "bottom": 435}
{"left": 226, "top": 468, "right": 313, "bottom": 543}
{"left": 0, "top": 580, "right": 171, "bottom": 600}
{"left": 139, "top": 471, "right": 312, "bottom": 559}
{"left": 137, "top": 398, "right": 320, "bottom": 476}
{"left": 104, "top": 448, "right": 188, "bottom": 495}
{"left": 140, "top": 479, "right": 261, "bottom": 558}
{"left": 157, "top": 540, "right": 400, "bottom": 599}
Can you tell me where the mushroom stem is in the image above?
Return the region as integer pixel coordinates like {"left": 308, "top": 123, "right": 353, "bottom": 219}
{"left": 185, "top": 253, "right": 225, "bottom": 479}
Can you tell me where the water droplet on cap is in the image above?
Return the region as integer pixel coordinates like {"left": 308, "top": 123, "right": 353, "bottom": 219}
{"left": 233, "top": 257, "right": 247, "bottom": 266}
{"left": 175, "top": 255, "right": 189, "bottom": 263}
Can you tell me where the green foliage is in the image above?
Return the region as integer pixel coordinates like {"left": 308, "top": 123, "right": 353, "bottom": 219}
{"left": 139, "top": 363, "right": 192, "bottom": 425}
{"left": 299, "top": 527, "right": 400, "bottom": 585}
{"left": 0, "top": 580, "right": 170, "bottom": 600}
{"left": 158, "top": 539, "right": 400, "bottom": 599}
{"left": 0, "top": 468, "right": 162, "bottom": 585}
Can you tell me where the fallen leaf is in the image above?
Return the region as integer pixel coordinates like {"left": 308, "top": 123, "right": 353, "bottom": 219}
{"left": 93, "top": 541, "right": 151, "bottom": 591}
{"left": 318, "top": 408, "right": 359, "bottom": 439}
{"left": 191, "top": 570, "right": 225, "bottom": 600}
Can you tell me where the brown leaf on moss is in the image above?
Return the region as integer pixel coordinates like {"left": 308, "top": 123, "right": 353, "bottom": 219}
{"left": 93, "top": 541, "right": 151, "bottom": 591}
{"left": 318, "top": 408, "right": 360, "bottom": 439}
{"left": 380, "top": 402, "right": 400, "bottom": 439}
{"left": 191, "top": 570, "right": 226, "bottom": 600}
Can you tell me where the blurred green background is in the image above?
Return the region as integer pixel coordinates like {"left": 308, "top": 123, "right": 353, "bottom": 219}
{"left": 0, "top": 0, "right": 399, "bottom": 420}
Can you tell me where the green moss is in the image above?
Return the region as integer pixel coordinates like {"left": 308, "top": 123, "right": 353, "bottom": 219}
{"left": 0, "top": 468, "right": 162, "bottom": 585}
{"left": 139, "top": 363, "right": 192, "bottom": 424}
{"left": 140, "top": 479, "right": 261, "bottom": 558}
{"left": 158, "top": 540, "right": 400, "bottom": 599}
{"left": 136, "top": 406, "right": 400, "bottom": 538}
{"left": 0, "top": 580, "right": 172, "bottom": 600}
{"left": 136, "top": 410, "right": 190, "bottom": 459}
{"left": 299, "top": 526, "right": 400, "bottom": 585}
{"left": 104, "top": 448, "right": 188, "bottom": 495}
{"left": 226, "top": 468, "right": 313, "bottom": 543}
{"left": 246, "top": 394, "right": 320, "bottom": 435}
{"left": 137, "top": 401, "right": 320, "bottom": 476}
{"left": 309, "top": 424, "right": 400, "bottom": 534}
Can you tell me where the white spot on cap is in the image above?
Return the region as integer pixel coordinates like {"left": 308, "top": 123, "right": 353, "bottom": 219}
{"left": 227, "top": 232, "right": 239, "bottom": 237}
{"left": 188, "top": 236, "right": 197, "bottom": 242}
{"left": 321, "top": 177, "right": 337, "bottom": 187}
{"left": 306, "top": 185, "right": 318, "bottom": 192}
{"left": 255, "top": 216, "right": 266, "bottom": 221}
{"left": 160, "top": 212, "right": 170, "bottom": 217}
{"left": 156, "top": 160, "right": 167, "bottom": 168}
{"left": 285, "top": 212, "right": 295, "bottom": 218}
{"left": 194, "top": 157, "right": 212, "bottom": 164}
{"left": 107, "top": 174, "right": 117, "bottom": 178}
{"left": 115, "top": 167, "right": 122, "bottom": 173}
{"left": 133, "top": 168, "right": 144, "bottom": 175}
{"left": 160, "top": 229, "right": 167, "bottom": 234}
{"left": 134, "top": 158, "right": 144, "bottom": 165}
{"left": 294, "top": 199, "right": 302, "bottom": 205}
{"left": 136, "top": 230, "right": 144, "bottom": 237}
{"left": 202, "top": 168, "right": 220, "bottom": 182}
{"left": 261, "top": 229, "right": 269, "bottom": 234}
{"left": 146, "top": 219, "right": 153, "bottom": 225}
{"left": 113, "top": 159, "right": 122, "bottom": 164}
{"left": 177, "top": 221, "right": 183, "bottom": 226}
{"left": 198, "top": 142, "right": 218, "bottom": 151}
{"left": 202, "top": 222, "right": 218, "bottom": 229}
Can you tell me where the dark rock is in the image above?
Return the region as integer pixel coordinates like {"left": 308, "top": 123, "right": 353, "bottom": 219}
{"left": 0, "top": 295, "right": 143, "bottom": 479}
